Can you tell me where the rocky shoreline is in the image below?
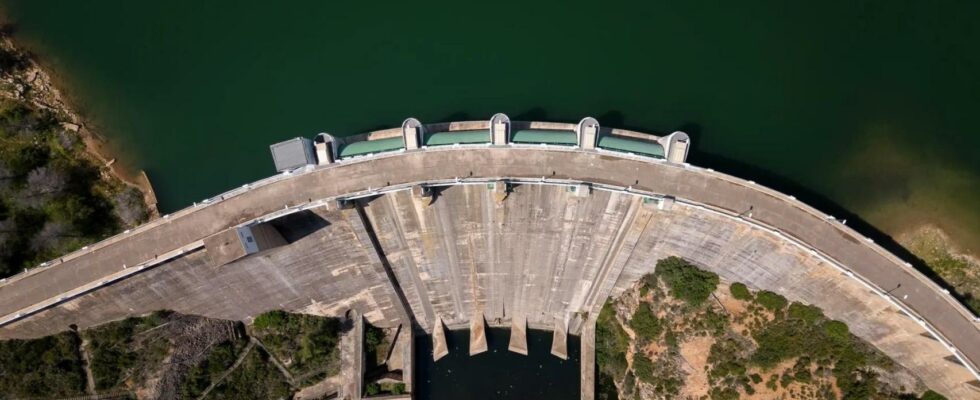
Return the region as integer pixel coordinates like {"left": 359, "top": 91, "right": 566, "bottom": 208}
{"left": 0, "top": 32, "right": 158, "bottom": 218}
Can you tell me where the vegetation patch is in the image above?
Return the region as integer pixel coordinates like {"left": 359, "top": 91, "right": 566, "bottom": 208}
{"left": 84, "top": 311, "right": 173, "bottom": 392}
{"left": 179, "top": 338, "right": 250, "bottom": 399}
{"left": 364, "top": 322, "right": 390, "bottom": 369}
{"left": 654, "top": 256, "right": 719, "bottom": 306}
{"left": 899, "top": 225, "right": 980, "bottom": 315}
{"left": 729, "top": 282, "right": 752, "bottom": 300}
{"left": 365, "top": 381, "right": 407, "bottom": 396}
{"left": 205, "top": 347, "right": 292, "bottom": 400}
{"left": 0, "top": 330, "right": 86, "bottom": 398}
{"left": 0, "top": 310, "right": 354, "bottom": 398}
{"left": 0, "top": 98, "right": 148, "bottom": 279}
{"left": 250, "top": 310, "right": 343, "bottom": 377}
{"left": 596, "top": 299, "right": 630, "bottom": 393}
{"left": 629, "top": 302, "right": 662, "bottom": 342}
{"left": 755, "top": 290, "right": 788, "bottom": 312}
{"left": 594, "top": 256, "right": 949, "bottom": 400}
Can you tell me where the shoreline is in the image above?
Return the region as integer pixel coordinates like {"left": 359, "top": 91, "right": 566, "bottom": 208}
{"left": 0, "top": 33, "right": 159, "bottom": 218}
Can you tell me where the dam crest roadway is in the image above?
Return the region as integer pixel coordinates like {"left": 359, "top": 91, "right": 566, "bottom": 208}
{"left": 0, "top": 115, "right": 978, "bottom": 398}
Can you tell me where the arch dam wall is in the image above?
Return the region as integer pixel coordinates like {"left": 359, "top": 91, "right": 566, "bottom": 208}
{"left": 0, "top": 124, "right": 978, "bottom": 398}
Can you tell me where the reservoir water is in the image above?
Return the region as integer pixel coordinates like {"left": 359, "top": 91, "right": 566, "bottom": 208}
{"left": 2, "top": 1, "right": 978, "bottom": 257}
{"left": 415, "top": 328, "right": 581, "bottom": 400}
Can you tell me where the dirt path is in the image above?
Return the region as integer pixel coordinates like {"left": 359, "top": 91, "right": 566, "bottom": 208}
{"left": 78, "top": 336, "right": 97, "bottom": 396}
{"left": 250, "top": 337, "right": 296, "bottom": 385}
{"left": 195, "top": 339, "right": 256, "bottom": 400}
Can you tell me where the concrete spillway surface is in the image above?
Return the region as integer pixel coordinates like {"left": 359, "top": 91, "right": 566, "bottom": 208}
{"left": 3, "top": 123, "right": 978, "bottom": 397}
{"left": 416, "top": 328, "right": 580, "bottom": 400}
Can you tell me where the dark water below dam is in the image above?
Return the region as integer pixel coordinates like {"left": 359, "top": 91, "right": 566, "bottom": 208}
{"left": 415, "top": 328, "right": 581, "bottom": 400}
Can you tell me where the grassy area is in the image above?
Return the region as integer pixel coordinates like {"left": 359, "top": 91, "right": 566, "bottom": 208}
{"left": 179, "top": 338, "right": 250, "bottom": 399}
{"left": 0, "top": 98, "right": 148, "bottom": 279}
{"left": 205, "top": 347, "right": 292, "bottom": 400}
{"left": 83, "top": 311, "right": 173, "bottom": 391}
{"left": 250, "top": 310, "right": 343, "bottom": 377}
{"left": 0, "top": 330, "right": 86, "bottom": 399}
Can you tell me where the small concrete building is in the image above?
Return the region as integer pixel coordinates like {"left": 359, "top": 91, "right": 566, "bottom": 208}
{"left": 204, "top": 224, "right": 287, "bottom": 267}
{"left": 270, "top": 137, "right": 317, "bottom": 172}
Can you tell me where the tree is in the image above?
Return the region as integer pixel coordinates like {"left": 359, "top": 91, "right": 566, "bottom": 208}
{"left": 596, "top": 300, "right": 630, "bottom": 381}
{"left": 788, "top": 302, "right": 824, "bottom": 323}
{"left": 729, "top": 282, "right": 751, "bottom": 300}
{"left": 629, "top": 302, "right": 662, "bottom": 341}
{"left": 756, "top": 291, "right": 787, "bottom": 312}
{"left": 25, "top": 166, "right": 68, "bottom": 198}
{"left": 632, "top": 354, "right": 655, "bottom": 383}
{"left": 654, "top": 256, "right": 719, "bottom": 306}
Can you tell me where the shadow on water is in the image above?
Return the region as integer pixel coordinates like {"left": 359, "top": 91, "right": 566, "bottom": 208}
{"left": 681, "top": 123, "right": 978, "bottom": 316}
{"left": 415, "top": 328, "right": 581, "bottom": 400}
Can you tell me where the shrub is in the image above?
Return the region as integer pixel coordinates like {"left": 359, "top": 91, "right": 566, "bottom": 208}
{"left": 250, "top": 311, "right": 342, "bottom": 376}
{"left": 179, "top": 339, "right": 246, "bottom": 399}
{"left": 84, "top": 313, "right": 171, "bottom": 391}
{"left": 710, "top": 387, "right": 740, "bottom": 400}
{"left": 824, "top": 320, "right": 849, "bottom": 341}
{"left": 0, "top": 98, "right": 127, "bottom": 279}
{"left": 655, "top": 256, "right": 719, "bottom": 306}
{"left": 729, "top": 282, "right": 751, "bottom": 300}
{"left": 252, "top": 310, "right": 287, "bottom": 329}
{"left": 765, "top": 374, "right": 778, "bottom": 390}
{"left": 0, "top": 331, "right": 86, "bottom": 398}
{"left": 836, "top": 369, "right": 878, "bottom": 400}
{"left": 207, "top": 348, "right": 292, "bottom": 400}
{"left": 629, "top": 303, "right": 662, "bottom": 341}
{"left": 788, "top": 302, "right": 824, "bottom": 323}
{"left": 365, "top": 382, "right": 381, "bottom": 396}
{"left": 364, "top": 323, "right": 389, "bottom": 368}
{"left": 756, "top": 291, "right": 787, "bottom": 312}
{"left": 920, "top": 390, "right": 948, "bottom": 400}
{"left": 632, "top": 354, "right": 655, "bottom": 383}
{"left": 389, "top": 382, "right": 406, "bottom": 395}
{"left": 596, "top": 301, "right": 630, "bottom": 381}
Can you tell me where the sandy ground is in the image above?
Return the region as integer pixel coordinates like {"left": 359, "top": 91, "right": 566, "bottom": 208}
{"left": 678, "top": 336, "right": 713, "bottom": 399}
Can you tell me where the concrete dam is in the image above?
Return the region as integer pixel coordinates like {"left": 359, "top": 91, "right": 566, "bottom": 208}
{"left": 0, "top": 116, "right": 978, "bottom": 398}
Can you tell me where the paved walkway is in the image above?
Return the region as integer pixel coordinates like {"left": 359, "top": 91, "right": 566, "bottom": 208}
{"left": 0, "top": 144, "right": 976, "bottom": 377}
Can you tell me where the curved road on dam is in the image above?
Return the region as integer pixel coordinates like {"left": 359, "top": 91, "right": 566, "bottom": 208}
{"left": 0, "top": 129, "right": 978, "bottom": 377}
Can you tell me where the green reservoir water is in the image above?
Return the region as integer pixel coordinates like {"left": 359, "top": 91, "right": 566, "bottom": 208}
{"left": 2, "top": 1, "right": 979, "bottom": 253}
